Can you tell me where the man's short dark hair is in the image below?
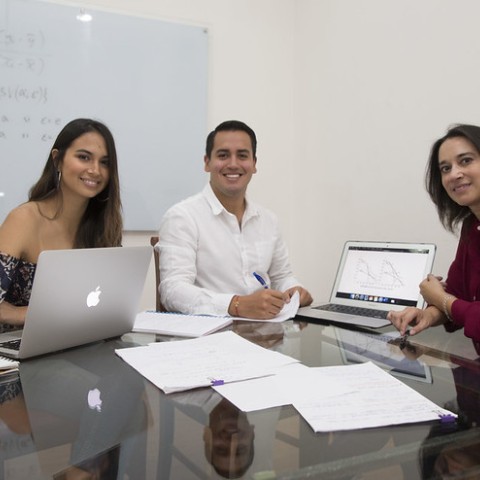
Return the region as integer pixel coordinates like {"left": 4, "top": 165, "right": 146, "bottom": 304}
{"left": 205, "top": 120, "right": 257, "bottom": 159}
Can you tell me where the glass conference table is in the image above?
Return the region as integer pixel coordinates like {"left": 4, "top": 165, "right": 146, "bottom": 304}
{"left": 1, "top": 316, "right": 479, "bottom": 480}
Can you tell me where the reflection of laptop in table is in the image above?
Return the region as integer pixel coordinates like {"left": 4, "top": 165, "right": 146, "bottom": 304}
{"left": 0, "top": 246, "right": 151, "bottom": 359}
{"left": 297, "top": 241, "right": 436, "bottom": 329}
{"left": 334, "top": 328, "right": 432, "bottom": 383}
{"left": 18, "top": 339, "right": 147, "bottom": 477}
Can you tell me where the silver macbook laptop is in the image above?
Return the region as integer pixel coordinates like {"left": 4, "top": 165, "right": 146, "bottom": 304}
{"left": 0, "top": 246, "right": 151, "bottom": 359}
{"left": 297, "top": 241, "right": 436, "bottom": 328}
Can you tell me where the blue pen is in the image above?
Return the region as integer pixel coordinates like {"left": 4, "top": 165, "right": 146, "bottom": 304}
{"left": 253, "top": 272, "right": 268, "bottom": 289}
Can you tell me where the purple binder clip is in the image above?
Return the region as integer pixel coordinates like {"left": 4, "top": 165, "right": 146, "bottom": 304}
{"left": 439, "top": 413, "right": 456, "bottom": 424}
{"left": 210, "top": 378, "right": 224, "bottom": 387}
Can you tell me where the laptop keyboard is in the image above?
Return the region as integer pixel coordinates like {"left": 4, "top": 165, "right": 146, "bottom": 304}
{"left": 0, "top": 339, "right": 21, "bottom": 351}
{"left": 314, "top": 304, "right": 389, "bottom": 319}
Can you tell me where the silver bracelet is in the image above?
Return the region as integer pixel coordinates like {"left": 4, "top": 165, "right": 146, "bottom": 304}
{"left": 442, "top": 294, "right": 455, "bottom": 323}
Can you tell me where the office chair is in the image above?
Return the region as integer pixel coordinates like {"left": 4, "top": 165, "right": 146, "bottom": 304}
{"left": 150, "top": 236, "right": 164, "bottom": 312}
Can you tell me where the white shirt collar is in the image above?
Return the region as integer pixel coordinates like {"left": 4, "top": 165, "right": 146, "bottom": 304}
{"left": 202, "top": 182, "right": 259, "bottom": 221}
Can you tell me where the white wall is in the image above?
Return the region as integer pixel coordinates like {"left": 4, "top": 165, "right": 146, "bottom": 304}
{"left": 292, "top": 0, "right": 476, "bottom": 301}
{"left": 51, "top": 0, "right": 477, "bottom": 310}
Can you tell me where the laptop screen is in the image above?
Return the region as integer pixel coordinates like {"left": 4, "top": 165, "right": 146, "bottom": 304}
{"left": 333, "top": 243, "right": 435, "bottom": 309}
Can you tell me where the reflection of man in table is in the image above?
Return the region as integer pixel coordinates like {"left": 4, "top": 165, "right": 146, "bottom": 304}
{"left": 203, "top": 397, "right": 255, "bottom": 478}
{"left": 170, "top": 388, "right": 278, "bottom": 479}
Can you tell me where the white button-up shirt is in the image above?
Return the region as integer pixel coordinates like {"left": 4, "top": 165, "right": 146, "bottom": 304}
{"left": 158, "top": 183, "right": 301, "bottom": 315}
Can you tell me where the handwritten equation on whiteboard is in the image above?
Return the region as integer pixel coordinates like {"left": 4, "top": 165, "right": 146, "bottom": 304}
{"left": 0, "top": 28, "right": 46, "bottom": 75}
{"left": 0, "top": 28, "right": 61, "bottom": 142}
{"left": 0, "top": 0, "right": 208, "bottom": 229}
{"left": 0, "top": 115, "right": 61, "bottom": 142}
{"left": 0, "top": 85, "right": 48, "bottom": 104}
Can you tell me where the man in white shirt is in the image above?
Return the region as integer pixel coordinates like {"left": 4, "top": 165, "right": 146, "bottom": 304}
{"left": 158, "top": 120, "right": 312, "bottom": 319}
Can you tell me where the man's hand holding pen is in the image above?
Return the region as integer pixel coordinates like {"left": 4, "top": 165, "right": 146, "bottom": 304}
{"left": 228, "top": 272, "right": 313, "bottom": 320}
{"left": 229, "top": 289, "right": 286, "bottom": 319}
{"left": 254, "top": 271, "right": 313, "bottom": 308}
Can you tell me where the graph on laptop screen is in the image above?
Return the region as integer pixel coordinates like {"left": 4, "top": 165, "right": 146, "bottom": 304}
{"left": 335, "top": 245, "right": 433, "bottom": 308}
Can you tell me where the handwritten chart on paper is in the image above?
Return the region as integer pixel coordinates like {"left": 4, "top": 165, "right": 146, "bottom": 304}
{"left": 0, "top": 0, "right": 207, "bottom": 229}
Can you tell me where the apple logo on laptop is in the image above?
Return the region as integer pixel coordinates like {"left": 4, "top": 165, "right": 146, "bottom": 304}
{"left": 88, "top": 388, "right": 102, "bottom": 412}
{"left": 86, "top": 286, "right": 102, "bottom": 307}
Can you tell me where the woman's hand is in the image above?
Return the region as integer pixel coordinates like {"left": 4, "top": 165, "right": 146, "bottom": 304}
{"left": 419, "top": 274, "right": 447, "bottom": 309}
{"left": 0, "top": 301, "right": 27, "bottom": 326}
{"left": 387, "top": 306, "right": 441, "bottom": 336}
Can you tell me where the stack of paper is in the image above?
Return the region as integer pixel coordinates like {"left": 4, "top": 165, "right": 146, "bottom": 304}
{"left": 0, "top": 356, "right": 19, "bottom": 384}
{"left": 116, "top": 328, "right": 457, "bottom": 431}
{"left": 213, "top": 362, "right": 457, "bottom": 432}
{"left": 0, "top": 356, "right": 19, "bottom": 371}
{"left": 115, "top": 331, "right": 299, "bottom": 394}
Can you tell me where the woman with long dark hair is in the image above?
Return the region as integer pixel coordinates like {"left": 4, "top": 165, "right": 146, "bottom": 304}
{"left": 0, "top": 118, "right": 122, "bottom": 328}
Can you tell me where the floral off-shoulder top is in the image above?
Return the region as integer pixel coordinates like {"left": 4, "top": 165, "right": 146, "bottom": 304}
{"left": 0, "top": 252, "right": 36, "bottom": 330}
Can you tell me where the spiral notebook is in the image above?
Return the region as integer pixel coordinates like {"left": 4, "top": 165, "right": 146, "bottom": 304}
{"left": 133, "top": 311, "right": 232, "bottom": 337}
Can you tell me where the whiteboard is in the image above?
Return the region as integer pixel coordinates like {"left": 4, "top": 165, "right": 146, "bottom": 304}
{"left": 0, "top": 0, "right": 208, "bottom": 230}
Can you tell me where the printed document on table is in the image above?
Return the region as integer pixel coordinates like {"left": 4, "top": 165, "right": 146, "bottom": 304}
{"left": 133, "top": 311, "right": 232, "bottom": 337}
{"left": 233, "top": 291, "right": 300, "bottom": 322}
{"left": 293, "top": 362, "right": 457, "bottom": 432}
{"left": 115, "top": 330, "right": 299, "bottom": 394}
{"left": 213, "top": 362, "right": 354, "bottom": 412}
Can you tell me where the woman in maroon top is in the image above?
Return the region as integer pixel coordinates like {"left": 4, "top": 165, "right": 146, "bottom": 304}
{"left": 389, "top": 124, "right": 480, "bottom": 343}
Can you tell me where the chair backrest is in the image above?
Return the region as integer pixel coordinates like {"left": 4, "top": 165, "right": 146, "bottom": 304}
{"left": 150, "top": 236, "right": 164, "bottom": 312}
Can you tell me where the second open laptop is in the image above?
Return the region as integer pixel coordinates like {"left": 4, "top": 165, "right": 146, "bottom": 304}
{"left": 297, "top": 241, "right": 436, "bottom": 329}
{"left": 0, "top": 246, "right": 152, "bottom": 359}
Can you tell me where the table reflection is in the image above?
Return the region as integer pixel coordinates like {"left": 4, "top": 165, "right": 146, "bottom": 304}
{"left": 11, "top": 340, "right": 148, "bottom": 479}
{"left": 2, "top": 320, "right": 480, "bottom": 479}
{"left": 204, "top": 397, "right": 255, "bottom": 478}
{"left": 419, "top": 354, "right": 480, "bottom": 480}
{"left": 54, "top": 445, "right": 120, "bottom": 480}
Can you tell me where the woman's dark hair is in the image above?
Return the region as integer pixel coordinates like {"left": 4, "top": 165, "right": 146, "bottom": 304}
{"left": 29, "top": 118, "right": 123, "bottom": 248}
{"left": 426, "top": 124, "right": 480, "bottom": 232}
